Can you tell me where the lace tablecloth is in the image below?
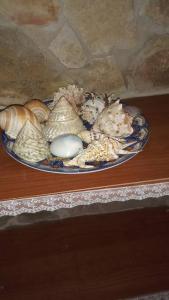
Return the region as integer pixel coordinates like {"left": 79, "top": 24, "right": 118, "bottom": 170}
{"left": 0, "top": 182, "right": 169, "bottom": 216}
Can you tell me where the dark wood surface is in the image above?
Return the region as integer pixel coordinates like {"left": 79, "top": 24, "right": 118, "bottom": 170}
{"left": 0, "top": 94, "right": 169, "bottom": 201}
{"left": 1, "top": 207, "right": 169, "bottom": 300}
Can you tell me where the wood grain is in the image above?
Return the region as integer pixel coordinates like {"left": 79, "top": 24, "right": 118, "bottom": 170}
{"left": 0, "top": 94, "right": 169, "bottom": 201}
{"left": 0, "top": 207, "right": 169, "bottom": 300}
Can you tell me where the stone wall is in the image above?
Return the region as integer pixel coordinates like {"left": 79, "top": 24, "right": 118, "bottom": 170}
{"left": 0, "top": 0, "right": 169, "bottom": 106}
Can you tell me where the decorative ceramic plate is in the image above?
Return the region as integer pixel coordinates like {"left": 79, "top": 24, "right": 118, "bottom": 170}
{"left": 1, "top": 100, "right": 149, "bottom": 174}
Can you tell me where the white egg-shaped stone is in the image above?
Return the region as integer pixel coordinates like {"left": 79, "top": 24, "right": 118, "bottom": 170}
{"left": 50, "top": 134, "right": 83, "bottom": 158}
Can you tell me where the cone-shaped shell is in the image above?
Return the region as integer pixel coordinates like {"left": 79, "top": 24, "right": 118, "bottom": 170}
{"left": 24, "top": 99, "right": 50, "bottom": 123}
{"left": 44, "top": 96, "right": 85, "bottom": 142}
{"left": 49, "top": 84, "right": 84, "bottom": 112}
{"left": 93, "top": 100, "right": 133, "bottom": 138}
{"left": 0, "top": 105, "right": 41, "bottom": 139}
{"left": 13, "top": 120, "right": 50, "bottom": 163}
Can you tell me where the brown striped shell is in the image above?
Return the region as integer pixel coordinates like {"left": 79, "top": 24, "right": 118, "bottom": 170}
{"left": 24, "top": 99, "right": 50, "bottom": 123}
{"left": 0, "top": 105, "right": 41, "bottom": 139}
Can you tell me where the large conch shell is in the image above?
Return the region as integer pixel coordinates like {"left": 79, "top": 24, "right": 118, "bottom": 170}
{"left": 93, "top": 100, "right": 133, "bottom": 138}
{"left": 13, "top": 120, "right": 50, "bottom": 163}
{"left": 24, "top": 99, "right": 50, "bottom": 123}
{"left": 49, "top": 84, "right": 84, "bottom": 112}
{"left": 0, "top": 105, "right": 41, "bottom": 139}
{"left": 64, "top": 137, "right": 137, "bottom": 168}
{"left": 44, "top": 96, "right": 85, "bottom": 142}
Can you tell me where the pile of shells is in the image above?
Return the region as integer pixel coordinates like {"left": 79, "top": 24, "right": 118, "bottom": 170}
{"left": 0, "top": 85, "right": 136, "bottom": 167}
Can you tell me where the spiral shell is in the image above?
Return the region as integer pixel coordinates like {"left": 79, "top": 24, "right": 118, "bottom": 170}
{"left": 93, "top": 100, "right": 133, "bottom": 138}
{"left": 0, "top": 105, "right": 41, "bottom": 139}
{"left": 78, "top": 130, "right": 106, "bottom": 144}
{"left": 79, "top": 93, "right": 105, "bottom": 125}
{"left": 44, "top": 96, "right": 85, "bottom": 142}
{"left": 64, "top": 137, "right": 136, "bottom": 168}
{"left": 49, "top": 85, "right": 84, "bottom": 112}
{"left": 24, "top": 99, "right": 50, "bottom": 123}
{"left": 13, "top": 120, "right": 50, "bottom": 163}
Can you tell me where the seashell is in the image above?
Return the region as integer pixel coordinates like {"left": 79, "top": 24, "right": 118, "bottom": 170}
{"left": 138, "top": 128, "right": 148, "bottom": 140}
{"left": 50, "top": 134, "right": 83, "bottom": 158}
{"left": 49, "top": 84, "right": 84, "bottom": 112}
{"left": 134, "top": 115, "right": 146, "bottom": 126}
{"left": 64, "top": 137, "right": 137, "bottom": 169}
{"left": 124, "top": 105, "right": 141, "bottom": 118}
{"left": 78, "top": 130, "right": 106, "bottom": 144}
{"left": 24, "top": 99, "right": 50, "bottom": 123}
{"left": 0, "top": 105, "right": 41, "bottom": 139}
{"left": 13, "top": 120, "right": 50, "bottom": 163}
{"left": 44, "top": 96, "right": 85, "bottom": 142}
{"left": 78, "top": 129, "right": 125, "bottom": 144}
{"left": 93, "top": 100, "right": 133, "bottom": 138}
{"left": 107, "top": 94, "right": 120, "bottom": 104}
{"left": 79, "top": 93, "right": 105, "bottom": 125}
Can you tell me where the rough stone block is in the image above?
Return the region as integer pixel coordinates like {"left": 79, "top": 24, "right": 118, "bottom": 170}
{"left": 130, "top": 36, "right": 169, "bottom": 92}
{"left": 0, "top": 0, "right": 60, "bottom": 25}
{"left": 0, "top": 26, "right": 65, "bottom": 106}
{"left": 66, "top": 56, "right": 126, "bottom": 94}
{"left": 64, "top": 0, "right": 137, "bottom": 55}
{"left": 146, "top": 0, "right": 169, "bottom": 25}
{"left": 49, "top": 24, "right": 87, "bottom": 68}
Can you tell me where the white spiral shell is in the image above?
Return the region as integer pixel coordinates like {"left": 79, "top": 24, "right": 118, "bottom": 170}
{"left": 44, "top": 96, "right": 85, "bottom": 142}
{"left": 49, "top": 85, "right": 84, "bottom": 112}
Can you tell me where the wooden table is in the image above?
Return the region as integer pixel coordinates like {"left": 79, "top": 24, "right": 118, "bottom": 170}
{"left": 1, "top": 95, "right": 169, "bottom": 300}
{"left": 1, "top": 207, "right": 169, "bottom": 300}
{"left": 0, "top": 94, "right": 169, "bottom": 215}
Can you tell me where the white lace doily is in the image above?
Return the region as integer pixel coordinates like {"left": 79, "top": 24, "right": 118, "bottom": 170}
{"left": 0, "top": 182, "right": 169, "bottom": 216}
{"left": 129, "top": 291, "right": 169, "bottom": 299}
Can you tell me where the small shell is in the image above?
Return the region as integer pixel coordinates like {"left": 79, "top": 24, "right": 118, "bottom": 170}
{"left": 78, "top": 130, "right": 106, "bottom": 144}
{"left": 24, "top": 99, "right": 50, "bottom": 123}
{"left": 50, "top": 134, "right": 83, "bottom": 158}
{"left": 44, "top": 96, "right": 85, "bottom": 142}
{"left": 13, "top": 120, "right": 50, "bottom": 163}
{"left": 49, "top": 85, "right": 84, "bottom": 112}
{"left": 0, "top": 105, "right": 41, "bottom": 139}
{"left": 79, "top": 93, "right": 105, "bottom": 124}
